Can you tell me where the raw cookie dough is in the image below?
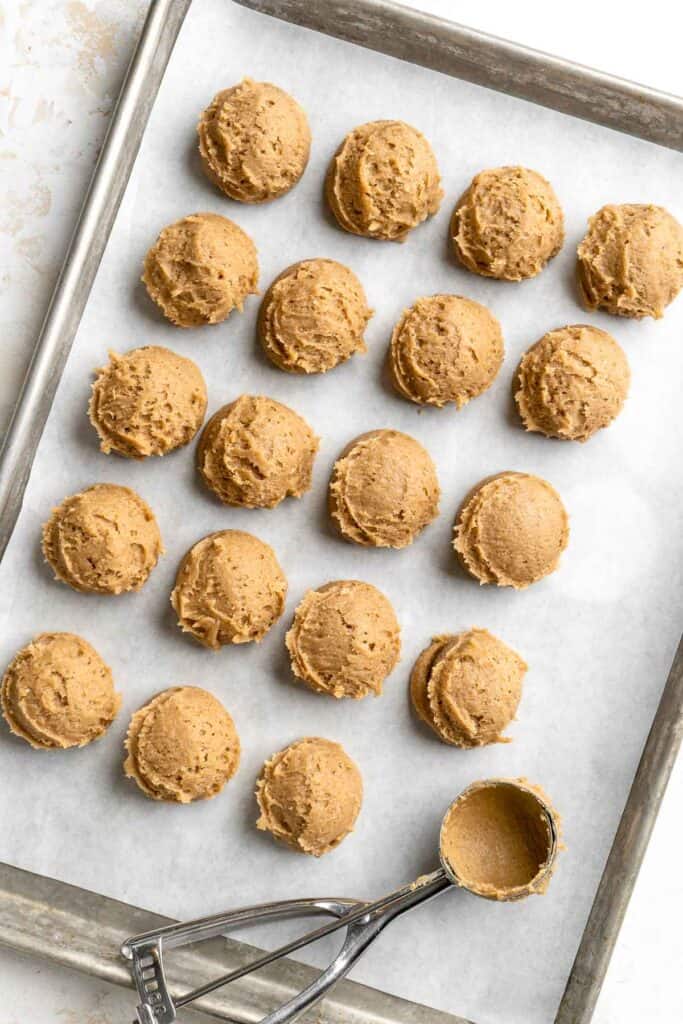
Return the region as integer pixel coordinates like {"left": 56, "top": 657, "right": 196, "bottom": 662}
{"left": 329, "top": 430, "right": 440, "bottom": 548}
{"left": 577, "top": 203, "right": 683, "bottom": 319}
{"left": 1, "top": 632, "right": 121, "bottom": 750}
{"left": 286, "top": 580, "right": 401, "bottom": 699}
{"left": 454, "top": 472, "right": 568, "bottom": 589}
{"left": 440, "top": 779, "right": 557, "bottom": 899}
{"left": 198, "top": 78, "right": 310, "bottom": 203}
{"left": 451, "top": 166, "right": 564, "bottom": 281}
{"left": 124, "top": 686, "right": 240, "bottom": 803}
{"left": 410, "top": 629, "right": 526, "bottom": 747}
{"left": 389, "top": 294, "right": 504, "bottom": 408}
{"left": 42, "top": 483, "right": 163, "bottom": 595}
{"left": 142, "top": 213, "right": 258, "bottom": 327}
{"left": 197, "top": 395, "right": 319, "bottom": 509}
{"left": 89, "top": 345, "right": 207, "bottom": 458}
{"left": 171, "top": 530, "right": 287, "bottom": 649}
{"left": 515, "top": 324, "right": 630, "bottom": 442}
{"left": 258, "top": 259, "right": 372, "bottom": 374}
{"left": 325, "top": 120, "right": 443, "bottom": 241}
{"left": 256, "top": 737, "right": 362, "bottom": 855}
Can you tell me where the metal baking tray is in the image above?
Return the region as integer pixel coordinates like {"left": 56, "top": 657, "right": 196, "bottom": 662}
{"left": 1, "top": 2, "right": 682, "bottom": 1022}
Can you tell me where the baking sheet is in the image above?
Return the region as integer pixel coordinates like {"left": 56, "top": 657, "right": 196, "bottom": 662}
{"left": 1, "top": 1, "right": 682, "bottom": 1022}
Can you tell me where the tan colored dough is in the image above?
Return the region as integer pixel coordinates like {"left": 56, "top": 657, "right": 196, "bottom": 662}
{"left": 89, "top": 345, "right": 207, "bottom": 458}
{"left": 325, "top": 120, "right": 443, "bottom": 241}
{"left": 451, "top": 166, "right": 564, "bottom": 281}
{"left": 389, "top": 294, "right": 504, "bottom": 408}
{"left": 124, "top": 686, "right": 240, "bottom": 803}
{"left": 329, "top": 430, "right": 440, "bottom": 548}
{"left": 577, "top": 203, "right": 683, "bottom": 319}
{"left": 142, "top": 213, "right": 258, "bottom": 327}
{"left": 1, "top": 632, "right": 121, "bottom": 750}
{"left": 258, "top": 259, "right": 372, "bottom": 374}
{"left": 198, "top": 78, "right": 310, "bottom": 203}
{"left": 42, "top": 483, "right": 163, "bottom": 595}
{"left": 286, "top": 580, "right": 401, "bottom": 699}
{"left": 197, "top": 395, "right": 319, "bottom": 509}
{"left": 171, "top": 530, "right": 287, "bottom": 649}
{"left": 515, "top": 325, "right": 630, "bottom": 442}
{"left": 410, "top": 629, "right": 526, "bottom": 747}
{"left": 454, "top": 472, "right": 569, "bottom": 589}
{"left": 256, "top": 737, "right": 362, "bottom": 855}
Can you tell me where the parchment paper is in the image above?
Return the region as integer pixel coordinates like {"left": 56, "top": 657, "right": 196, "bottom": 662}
{"left": 1, "top": 2, "right": 682, "bottom": 1021}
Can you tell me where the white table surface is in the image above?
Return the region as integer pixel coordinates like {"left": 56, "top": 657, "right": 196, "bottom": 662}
{"left": 0, "top": 2, "right": 681, "bottom": 1022}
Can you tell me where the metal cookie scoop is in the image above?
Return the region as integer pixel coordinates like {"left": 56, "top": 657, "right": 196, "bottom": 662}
{"left": 123, "top": 778, "right": 558, "bottom": 1024}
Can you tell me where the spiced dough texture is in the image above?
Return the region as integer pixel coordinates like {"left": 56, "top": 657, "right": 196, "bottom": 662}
{"left": 256, "top": 737, "right": 362, "bottom": 855}
{"left": 89, "top": 345, "right": 207, "bottom": 458}
{"left": 197, "top": 395, "right": 319, "bottom": 508}
{"left": 454, "top": 472, "right": 569, "bottom": 589}
{"left": 142, "top": 213, "right": 258, "bottom": 327}
{"left": 258, "top": 259, "right": 372, "bottom": 373}
{"left": 325, "top": 120, "right": 443, "bottom": 241}
{"left": 577, "top": 203, "right": 683, "bottom": 319}
{"left": 42, "top": 483, "right": 163, "bottom": 595}
{"left": 329, "top": 430, "right": 440, "bottom": 548}
{"left": 124, "top": 686, "right": 240, "bottom": 803}
{"left": 171, "top": 530, "right": 287, "bottom": 649}
{"left": 198, "top": 78, "right": 310, "bottom": 203}
{"left": 451, "top": 166, "right": 564, "bottom": 281}
{"left": 410, "top": 629, "right": 526, "bottom": 748}
{"left": 389, "top": 294, "right": 504, "bottom": 408}
{"left": 1, "top": 632, "right": 121, "bottom": 750}
{"left": 286, "top": 580, "right": 401, "bottom": 699}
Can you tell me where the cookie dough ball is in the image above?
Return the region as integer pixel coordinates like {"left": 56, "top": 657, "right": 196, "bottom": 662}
{"left": 197, "top": 395, "right": 319, "bottom": 509}
{"left": 171, "top": 530, "right": 287, "bottom": 649}
{"left": 325, "top": 120, "right": 443, "bottom": 241}
{"left": 454, "top": 472, "right": 568, "bottom": 589}
{"left": 124, "top": 686, "right": 240, "bottom": 803}
{"left": 42, "top": 484, "right": 163, "bottom": 595}
{"left": 1, "top": 633, "right": 121, "bottom": 750}
{"left": 286, "top": 580, "right": 401, "bottom": 699}
{"left": 142, "top": 213, "right": 258, "bottom": 327}
{"left": 389, "top": 294, "right": 504, "bottom": 408}
{"left": 451, "top": 166, "right": 564, "bottom": 281}
{"left": 198, "top": 78, "right": 310, "bottom": 203}
{"left": 410, "top": 629, "right": 526, "bottom": 748}
{"left": 89, "top": 346, "right": 207, "bottom": 458}
{"left": 258, "top": 259, "right": 372, "bottom": 374}
{"left": 329, "top": 430, "right": 440, "bottom": 548}
{"left": 515, "top": 325, "right": 630, "bottom": 442}
{"left": 577, "top": 204, "right": 683, "bottom": 319}
{"left": 256, "top": 737, "right": 362, "bottom": 855}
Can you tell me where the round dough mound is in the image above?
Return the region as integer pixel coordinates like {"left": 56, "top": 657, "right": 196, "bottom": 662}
{"left": 329, "top": 430, "right": 440, "bottom": 548}
{"left": 258, "top": 259, "right": 372, "bottom": 374}
{"left": 171, "top": 530, "right": 287, "bottom": 649}
{"left": 1, "top": 632, "right": 121, "bottom": 750}
{"left": 451, "top": 166, "right": 564, "bottom": 281}
{"left": 286, "top": 580, "right": 401, "bottom": 699}
{"left": 124, "top": 686, "right": 240, "bottom": 803}
{"left": 42, "top": 483, "right": 163, "bottom": 595}
{"left": 515, "top": 325, "right": 630, "bottom": 442}
{"left": 454, "top": 472, "right": 569, "bottom": 589}
{"left": 325, "top": 120, "right": 443, "bottom": 241}
{"left": 197, "top": 395, "right": 319, "bottom": 509}
{"left": 577, "top": 204, "right": 683, "bottom": 319}
{"left": 256, "top": 737, "right": 362, "bottom": 855}
{"left": 389, "top": 294, "right": 504, "bottom": 408}
{"left": 142, "top": 213, "right": 258, "bottom": 327}
{"left": 198, "top": 78, "right": 311, "bottom": 203}
{"left": 89, "top": 346, "right": 207, "bottom": 458}
{"left": 410, "top": 629, "right": 526, "bottom": 748}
